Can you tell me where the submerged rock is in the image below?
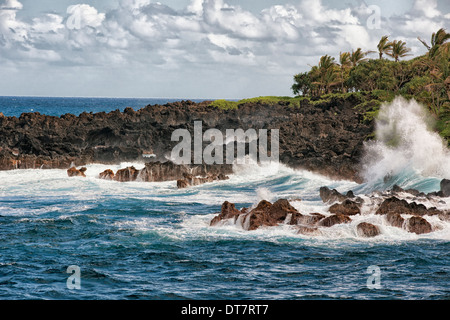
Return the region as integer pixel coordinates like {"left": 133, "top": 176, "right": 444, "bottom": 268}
{"left": 385, "top": 212, "right": 405, "bottom": 228}
{"left": 297, "top": 225, "right": 321, "bottom": 236}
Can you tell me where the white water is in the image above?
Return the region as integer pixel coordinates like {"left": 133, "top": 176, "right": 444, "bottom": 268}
{"left": 361, "top": 97, "right": 450, "bottom": 189}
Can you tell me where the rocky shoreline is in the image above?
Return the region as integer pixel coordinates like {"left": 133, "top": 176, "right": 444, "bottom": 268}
{"left": 0, "top": 97, "right": 372, "bottom": 182}
{"left": 210, "top": 179, "right": 450, "bottom": 236}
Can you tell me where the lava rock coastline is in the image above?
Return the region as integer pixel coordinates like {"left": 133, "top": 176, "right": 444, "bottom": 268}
{"left": 0, "top": 97, "right": 373, "bottom": 182}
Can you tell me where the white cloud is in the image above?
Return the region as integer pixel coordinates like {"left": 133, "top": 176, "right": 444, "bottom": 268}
{"left": 339, "top": 25, "right": 373, "bottom": 51}
{"left": 0, "top": 0, "right": 449, "bottom": 98}
{"left": 0, "top": 0, "right": 22, "bottom": 9}
{"left": 413, "top": 0, "right": 440, "bottom": 18}
{"left": 66, "top": 4, "right": 105, "bottom": 29}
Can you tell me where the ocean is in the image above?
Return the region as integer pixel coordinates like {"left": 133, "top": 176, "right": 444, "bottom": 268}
{"left": 0, "top": 96, "right": 449, "bottom": 300}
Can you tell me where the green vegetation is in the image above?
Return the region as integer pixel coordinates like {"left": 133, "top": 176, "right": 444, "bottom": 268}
{"left": 209, "top": 99, "right": 239, "bottom": 110}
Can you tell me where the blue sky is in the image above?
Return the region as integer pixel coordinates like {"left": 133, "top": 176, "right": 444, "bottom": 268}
{"left": 0, "top": 0, "right": 449, "bottom": 99}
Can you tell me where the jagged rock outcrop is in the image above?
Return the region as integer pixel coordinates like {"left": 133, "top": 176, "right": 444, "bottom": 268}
{"left": 211, "top": 184, "right": 448, "bottom": 236}
{"left": 98, "top": 161, "right": 232, "bottom": 187}
{"left": 392, "top": 182, "right": 450, "bottom": 199}
{"left": 210, "top": 198, "right": 354, "bottom": 232}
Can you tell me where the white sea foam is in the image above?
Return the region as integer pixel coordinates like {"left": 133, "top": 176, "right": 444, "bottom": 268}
{"left": 361, "top": 97, "right": 450, "bottom": 187}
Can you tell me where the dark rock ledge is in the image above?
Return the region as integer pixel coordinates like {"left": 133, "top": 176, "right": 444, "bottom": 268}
{"left": 0, "top": 98, "right": 374, "bottom": 182}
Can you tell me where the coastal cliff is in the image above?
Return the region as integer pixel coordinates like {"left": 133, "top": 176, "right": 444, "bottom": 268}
{"left": 0, "top": 96, "right": 373, "bottom": 182}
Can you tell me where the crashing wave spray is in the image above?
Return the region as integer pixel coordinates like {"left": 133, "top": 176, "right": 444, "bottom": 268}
{"left": 361, "top": 96, "right": 450, "bottom": 187}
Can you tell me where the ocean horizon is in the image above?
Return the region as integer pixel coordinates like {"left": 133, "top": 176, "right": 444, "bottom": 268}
{"left": 0, "top": 96, "right": 217, "bottom": 118}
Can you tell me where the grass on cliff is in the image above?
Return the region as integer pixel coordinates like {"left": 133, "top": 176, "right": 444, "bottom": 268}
{"left": 209, "top": 91, "right": 394, "bottom": 114}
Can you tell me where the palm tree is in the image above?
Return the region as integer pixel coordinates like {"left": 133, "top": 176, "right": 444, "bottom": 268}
{"left": 350, "top": 48, "right": 372, "bottom": 67}
{"left": 377, "top": 35, "right": 392, "bottom": 59}
{"left": 311, "top": 55, "right": 339, "bottom": 94}
{"left": 418, "top": 28, "right": 450, "bottom": 58}
{"left": 339, "top": 52, "right": 352, "bottom": 68}
{"left": 339, "top": 52, "right": 352, "bottom": 92}
{"left": 387, "top": 40, "right": 411, "bottom": 62}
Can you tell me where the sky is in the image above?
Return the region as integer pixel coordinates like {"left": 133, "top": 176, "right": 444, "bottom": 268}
{"left": 0, "top": 0, "right": 449, "bottom": 99}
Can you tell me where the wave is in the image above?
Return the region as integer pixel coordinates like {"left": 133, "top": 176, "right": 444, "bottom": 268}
{"left": 361, "top": 97, "right": 450, "bottom": 193}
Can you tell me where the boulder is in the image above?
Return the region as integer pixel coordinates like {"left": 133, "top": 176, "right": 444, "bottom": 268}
{"left": 319, "top": 214, "right": 351, "bottom": 227}
{"left": 329, "top": 199, "right": 361, "bottom": 216}
{"left": 356, "top": 222, "right": 380, "bottom": 237}
{"left": 243, "top": 200, "right": 276, "bottom": 231}
{"left": 407, "top": 216, "right": 433, "bottom": 234}
{"left": 67, "top": 166, "right": 87, "bottom": 177}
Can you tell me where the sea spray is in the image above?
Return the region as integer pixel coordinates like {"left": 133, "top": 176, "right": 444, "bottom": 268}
{"left": 361, "top": 96, "right": 450, "bottom": 189}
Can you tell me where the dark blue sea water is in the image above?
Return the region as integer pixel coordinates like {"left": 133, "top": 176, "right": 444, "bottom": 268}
{"left": 0, "top": 97, "right": 449, "bottom": 300}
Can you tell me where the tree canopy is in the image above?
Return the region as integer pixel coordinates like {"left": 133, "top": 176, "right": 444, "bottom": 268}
{"left": 292, "top": 29, "right": 450, "bottom": 119}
